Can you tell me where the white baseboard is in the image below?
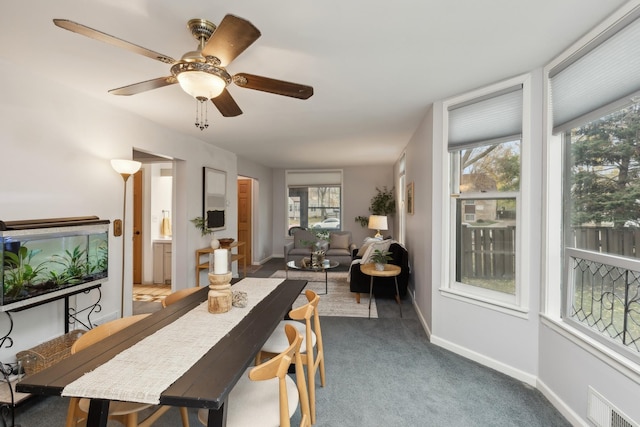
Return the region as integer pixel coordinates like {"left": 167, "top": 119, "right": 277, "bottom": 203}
{"left": 537, "top": 379, "right": 588, "bottom": 426}
{"left": 410, "top": 289, "right": 432, "bottom": 340}
{"left": 430, "top": 334, "right": 537, "bottom": 386}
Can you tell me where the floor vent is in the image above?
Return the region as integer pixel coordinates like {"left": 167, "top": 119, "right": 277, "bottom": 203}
{"left": 588, "top": 387, "right": 638, "bottom": 427}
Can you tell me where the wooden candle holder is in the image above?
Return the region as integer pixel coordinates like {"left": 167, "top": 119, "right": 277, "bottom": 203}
{"left": 208, "top": 272, "right": 233, "bottom": 314}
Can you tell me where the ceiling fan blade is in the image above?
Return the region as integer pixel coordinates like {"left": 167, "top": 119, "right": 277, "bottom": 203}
{"left": 108, "top": 76, "right": 177, "bottom": 96}
{"left": 201, "top": 14, "right": 261, "bottom": 67}
{"left": 211, "top": 89, "right": 243, "bottom": 117}
{"left": 53, "top": 19, "right": 177, "bottom": 65}
{"left": 233, "top": 73, "right": 314, "bottom": 99}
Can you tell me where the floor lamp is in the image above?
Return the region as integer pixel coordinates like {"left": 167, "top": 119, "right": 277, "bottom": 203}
{"left": 111, "top": 159, "right": 142, "bottom": 317}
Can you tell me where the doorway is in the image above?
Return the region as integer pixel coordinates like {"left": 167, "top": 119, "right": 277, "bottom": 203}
{"left": 237, "top": 178, "right": 252, "bottom": 266}
{"left": 131, "top": 151, "right": 175, "bottom": 306}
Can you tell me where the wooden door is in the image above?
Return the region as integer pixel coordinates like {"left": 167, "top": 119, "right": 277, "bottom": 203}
{"left": 238, "top": 178, "right": 252, "bottom": 265}
{"left": 132, "top": 170, "right": 143, "bottom": 285}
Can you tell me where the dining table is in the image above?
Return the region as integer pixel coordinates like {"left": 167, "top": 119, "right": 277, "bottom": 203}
{"left": 16, "top": 277, "right": 307, "bottom": 427}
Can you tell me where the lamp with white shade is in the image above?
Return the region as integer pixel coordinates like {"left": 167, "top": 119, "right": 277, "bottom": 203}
{"left": 111, "top": 159, "right": 142, "bottom": 317}
{"left": 368, "top": 215, "right": 388, "bottom": 239}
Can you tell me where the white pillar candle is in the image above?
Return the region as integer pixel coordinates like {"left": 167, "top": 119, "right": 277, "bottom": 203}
{"left": 213, "top": 249, "right": 228, "bottom": 274}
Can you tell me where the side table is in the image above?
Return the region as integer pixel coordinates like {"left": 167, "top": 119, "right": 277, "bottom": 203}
{"left": 360, "top": 263, "right": 402, "bottom": 319}
{"left": 195, "top": 242, "right": 247, "bottom": 286}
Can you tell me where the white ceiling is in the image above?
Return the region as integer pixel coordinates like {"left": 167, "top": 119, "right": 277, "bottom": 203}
{"left": 0, "top": 0, "right": 628, "bottom": 168}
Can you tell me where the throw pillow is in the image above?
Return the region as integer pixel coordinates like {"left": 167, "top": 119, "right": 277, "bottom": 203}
{"left": 356, "top": 237, "right": 381, "bottom": 256}
{"left": 362, "top": 239, "right": 393, "bottom": 264}
{"left": 329, "top": 233, "right": 350, "bottom": 250}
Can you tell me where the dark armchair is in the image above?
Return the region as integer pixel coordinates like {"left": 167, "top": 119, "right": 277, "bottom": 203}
{"left": 349, "top": 242, "right": 410, "bottom": 301}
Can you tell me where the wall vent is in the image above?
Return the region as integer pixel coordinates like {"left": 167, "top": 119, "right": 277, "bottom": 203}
{"left": 588, "top": 387, "right": 638, "bottom": 427}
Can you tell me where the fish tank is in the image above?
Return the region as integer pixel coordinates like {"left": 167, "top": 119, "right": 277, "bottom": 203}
{"left": 0, "top": 216, "right": 110, "bottom": 311}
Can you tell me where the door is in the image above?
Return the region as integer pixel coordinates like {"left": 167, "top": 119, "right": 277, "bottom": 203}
{"left": 238, "top": 178, "right": 252, "bottom": 265}
{"left": 132, "top": 170, "right": 143, "bottom": 284}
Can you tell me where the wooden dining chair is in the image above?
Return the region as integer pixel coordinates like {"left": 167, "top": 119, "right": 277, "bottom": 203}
{"left": 257, "top": 289, "right": 325, "bottom": 425}
{"left": 197, "top": 323, "right": 311, "bottom": 427}
{"left": 162, "top": 286, "right": 201, "bottom": 308}
{"left": 65, "top": 314, "right": 190, "bottom": 427}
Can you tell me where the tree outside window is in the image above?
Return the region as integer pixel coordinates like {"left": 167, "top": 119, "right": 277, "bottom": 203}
{"left": 564, "top": 102, "right": 640, "bottom": 356}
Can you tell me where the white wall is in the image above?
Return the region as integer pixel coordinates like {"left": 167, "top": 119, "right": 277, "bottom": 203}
{"left": 0, "top": 60, "right": 237, "bottom": 362}
{"left": 402, "top": 106, "right": 435, "bottom": 333}
{"left": 399, "top": 74, "right": 550, "bottom": 413}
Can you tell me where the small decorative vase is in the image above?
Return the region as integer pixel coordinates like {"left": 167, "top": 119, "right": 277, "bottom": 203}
{"left": 311, "top": 250, "right": 325, "bottom": 268}
{"left": 375, "top": 263, "right": 385, "bottom": 271}
{"left": 210, "top": 238, "right": 220, "bottom": 249}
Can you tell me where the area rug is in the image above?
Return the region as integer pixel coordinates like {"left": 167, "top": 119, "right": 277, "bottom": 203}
{"left": 269, "top": 270, "right": 377, "bottom": 318}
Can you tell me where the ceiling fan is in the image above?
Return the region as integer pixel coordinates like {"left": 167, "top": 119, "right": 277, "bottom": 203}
{"left": 53, "top": 15, "right": 314, "bottom": 128}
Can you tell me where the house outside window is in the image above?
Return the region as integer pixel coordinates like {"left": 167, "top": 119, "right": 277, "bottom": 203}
{"left": 444, "top": 77, "right": 528, "bottom": 310}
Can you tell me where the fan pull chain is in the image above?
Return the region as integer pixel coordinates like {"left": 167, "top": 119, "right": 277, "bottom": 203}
{"left": 194, "top": 97, "right": 210, "bottom": 131}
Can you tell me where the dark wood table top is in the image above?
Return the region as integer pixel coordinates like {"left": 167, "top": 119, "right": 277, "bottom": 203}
{"left": 17, "top": 279, "right": 307, "bottom": 414}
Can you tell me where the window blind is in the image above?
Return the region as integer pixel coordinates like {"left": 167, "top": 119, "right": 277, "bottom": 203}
{"left": 286, "top": 170, "right": 342, "bottom": 186}
{"left": 549, "top": 8, "right": 640, "bottom": 134}
{"left": 448, "top": 85, "right": 523, "bottom": 151}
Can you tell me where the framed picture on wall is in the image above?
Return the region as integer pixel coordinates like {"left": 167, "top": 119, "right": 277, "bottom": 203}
{"left": 203, "top": 167, "right": 227, "bottom": 231}
{"left": 407, "top": 181, "right": 414, "bottom": 215}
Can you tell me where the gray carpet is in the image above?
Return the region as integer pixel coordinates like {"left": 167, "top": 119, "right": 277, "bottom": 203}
{"left": 11, "top": 310, "right": 569, "bottom": 426}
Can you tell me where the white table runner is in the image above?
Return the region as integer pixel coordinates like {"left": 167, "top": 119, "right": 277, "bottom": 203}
{"left": 62, "top": 278, "right": 284, "bottom": 404}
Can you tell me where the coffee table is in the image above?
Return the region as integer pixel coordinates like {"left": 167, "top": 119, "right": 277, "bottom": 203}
{"left": 286, "top": 259, "right": 339, "bottom": 295}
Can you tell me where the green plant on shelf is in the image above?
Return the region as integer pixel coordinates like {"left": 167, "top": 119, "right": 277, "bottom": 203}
{"left": 190, "top": 216, "right": 213, "bottom": 236}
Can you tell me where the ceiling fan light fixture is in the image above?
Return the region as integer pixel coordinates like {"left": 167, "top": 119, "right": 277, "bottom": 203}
{"left": 171, "top": 62, "right": 230, "bottom": 100}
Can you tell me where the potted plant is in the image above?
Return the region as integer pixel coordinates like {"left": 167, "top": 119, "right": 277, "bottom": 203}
{"left": 370, "top": 249, "right": 393, "bottom": 271}
{"left": 190, "top": 217, "right": 219, "bottom": 248}
{"left": 355, "top": 186, "right": 396, "bottom": 227}
{"left": 299, "top": 229, "right": 328, "bottom": 267}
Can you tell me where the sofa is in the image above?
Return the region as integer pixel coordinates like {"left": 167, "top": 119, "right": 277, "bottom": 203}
{"left": 349, "top": 241, "right": 410, "bottom": 301}
{"left": 285, "top": 229, "right": 356, "bottom": 266}
{"left": 323, "top": 231, "right": 357, "bottom": 266}
{"left": 284, "top": 229, "right": 324, "bottom": 265}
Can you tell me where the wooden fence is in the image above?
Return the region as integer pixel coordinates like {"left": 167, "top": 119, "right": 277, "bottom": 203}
{"left": 460, "top": 225, "right": 515, "bottom": 279}
{"left": 572, "top": 226, "right": 640, "bottom": 258}
{"left": 459, "top": 225, "right": 640, "bottom": 279}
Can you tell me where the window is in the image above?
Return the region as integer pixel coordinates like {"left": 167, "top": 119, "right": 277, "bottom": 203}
{"left": 445, "top": 79, "right": 526, "bottom": 309}
{"left": 451, "top": 140, "right": 520, "bottom": 296}
{"left": 561, "top": 103, "right": 640, "bottom": 358}
{"left": 548, "top": 7, "right": 640, "bottom": 358}
{"left": 286, "top": 170, "right": 342, "bottom": 234}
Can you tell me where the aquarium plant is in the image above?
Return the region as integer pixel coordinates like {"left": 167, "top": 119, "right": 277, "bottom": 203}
{"left": 3, "top": 246, "right": 47, "bottom": 298}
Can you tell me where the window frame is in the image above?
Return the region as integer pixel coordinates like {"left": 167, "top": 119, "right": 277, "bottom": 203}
{"left": 441, "top": 74, "right": 532, "bottom": 317}
{"left": 542, "top": 2, "right": 640, "bottom": 378}
{"left": 285, "top": 170, "right": 344, "bottom": 237}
